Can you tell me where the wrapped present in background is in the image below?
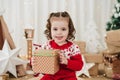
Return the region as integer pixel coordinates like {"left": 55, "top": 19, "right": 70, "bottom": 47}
{"left": 74, "top": 41, "right": 104, "bottom": 76}
{"left": 89, "top": 64, "right": 99, "bottom": 76}
{"left": 73, "top": 41, "right": 86, "bottom": 54}
{"left": 83, "top": 53, "right": 103, "bottom": 76}
{"left": 106, "top": 30, "right": 120, "bottom": 53}
{"left": 32, "top": 49, "right": 60, "bottom": 75}
{"left": 84, "top": 53, "right": 103, "bottom": 63}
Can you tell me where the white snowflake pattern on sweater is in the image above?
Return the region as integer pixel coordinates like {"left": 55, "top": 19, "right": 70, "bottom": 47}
{"left": 33, "top": 41, "right": 81, "bottom": 59}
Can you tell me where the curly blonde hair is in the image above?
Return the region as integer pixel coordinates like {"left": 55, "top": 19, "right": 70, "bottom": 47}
{"left": 44, "top": 11, "right": 76, "bottom": 41}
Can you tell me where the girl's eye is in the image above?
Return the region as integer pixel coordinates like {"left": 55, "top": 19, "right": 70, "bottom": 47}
{"left": 62, "top": 28, "right": 66, "bottom": 31}
{"left": 53, "top": 28, "right": 57, "bottom": 31}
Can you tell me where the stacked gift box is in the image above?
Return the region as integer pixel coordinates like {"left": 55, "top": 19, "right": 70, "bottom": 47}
{"left": 84, "top": 53, "right": 103, "bottom": 76}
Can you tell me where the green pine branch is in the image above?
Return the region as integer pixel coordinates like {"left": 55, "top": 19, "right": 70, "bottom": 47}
{"left": 106, "top": 0, "right": 120, "bottom": 31}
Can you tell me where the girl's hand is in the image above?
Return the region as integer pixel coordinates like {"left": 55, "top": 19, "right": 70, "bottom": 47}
{"left": 59, "top": 52, "right": 68, "bottom": 65}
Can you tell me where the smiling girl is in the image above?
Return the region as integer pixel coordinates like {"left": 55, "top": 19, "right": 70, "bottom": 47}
{"left": 33, "top": 11, "right": 83, "bottom": 80}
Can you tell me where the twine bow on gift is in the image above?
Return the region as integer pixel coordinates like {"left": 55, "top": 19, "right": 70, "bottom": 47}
{"left": 33, "top": 49, "right": 60, "bottom": 56}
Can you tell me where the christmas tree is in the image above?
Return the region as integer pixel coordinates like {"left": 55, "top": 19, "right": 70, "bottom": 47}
{"left": 106, "top": 0, "right": 120, "bottom": 31}
{"left": 83, "top": 21, "right": 106, "bottom": 54}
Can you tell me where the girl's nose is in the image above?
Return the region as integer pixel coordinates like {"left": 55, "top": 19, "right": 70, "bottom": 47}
{"left": 56, "top": 30, "right": 62, "bottom": 34}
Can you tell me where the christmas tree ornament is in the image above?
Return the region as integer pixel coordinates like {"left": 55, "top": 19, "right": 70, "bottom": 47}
{"left": 0, "top": 40, "right": 27, "bottom": 77}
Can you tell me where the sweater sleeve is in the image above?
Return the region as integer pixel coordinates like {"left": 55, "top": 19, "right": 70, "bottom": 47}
{"left": 66, "top": 43, "right": 83, "bottom": 71}
{"left": 67, "top": 54, "right": 83, "bottom": 71}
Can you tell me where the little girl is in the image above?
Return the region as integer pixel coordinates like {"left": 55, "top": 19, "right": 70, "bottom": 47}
{"left": 33, "top": 11, "right": 83, "bottom": 80}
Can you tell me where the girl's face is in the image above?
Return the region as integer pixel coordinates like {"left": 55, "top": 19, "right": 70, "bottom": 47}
{"left": 51, "top": 20, "right": 69, "bottom": 45}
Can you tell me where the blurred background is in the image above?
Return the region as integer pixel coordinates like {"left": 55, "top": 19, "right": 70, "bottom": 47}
{"left": 0, "top": 0, "right": 116, "bottom": 55}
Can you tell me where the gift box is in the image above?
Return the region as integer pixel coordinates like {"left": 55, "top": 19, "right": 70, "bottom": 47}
{"left": 83, "top": 53, "right": 103, "bottom": 63}
{"left": 89, "top": 64, "right": 99, "bottom": 76}
{"left": 32, "top": 49, "right": 59, "bottom": 75}
{"left": 73, "top": 41, "right": 86, "bottom": 54}
{"left": 83, "top": 53, "right": 103, "bottom": 76}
